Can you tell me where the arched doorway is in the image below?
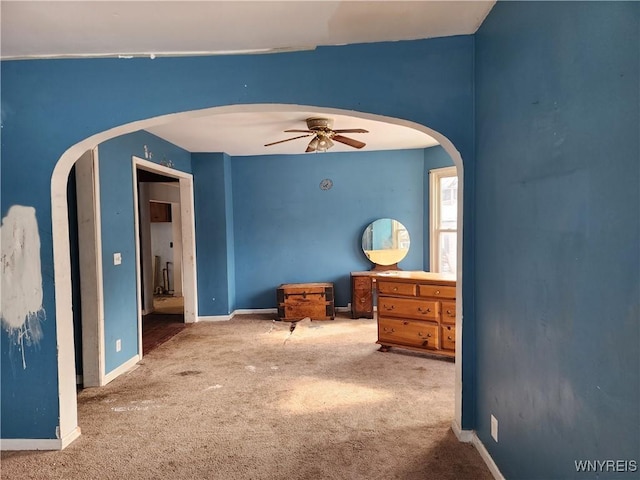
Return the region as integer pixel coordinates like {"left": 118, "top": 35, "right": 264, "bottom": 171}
{"left": 50, "top": 104, "right": 466, "bottom": 448}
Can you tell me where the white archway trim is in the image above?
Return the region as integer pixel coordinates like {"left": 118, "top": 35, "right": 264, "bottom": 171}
{"left": 50, "top": 103, "right": 465, "bottom": 449}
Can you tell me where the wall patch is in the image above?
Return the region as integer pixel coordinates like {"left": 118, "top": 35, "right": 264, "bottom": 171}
{"left": 1, "top": 205, "right": 45, "bottom": 369}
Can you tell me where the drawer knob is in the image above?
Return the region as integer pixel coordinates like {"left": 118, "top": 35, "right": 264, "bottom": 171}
{"left": 360, "top": 298, "right": 365, "bottom": 303}
{"left": 383, "top": 327, "right": 395, "bottom": 333}
{"left": 418, "top": 307, "right": 431, "bottom": 314}
{"left": 446, "top": 310, "right": 453, "bottom": 315}
{"left": 418, "top": 332, "right": 432, "bottom": 338}
{"left": 383, "top": 304, "right": 395, "bottom": 311}
{"left": 393, "top": 287, "right": 398, "bottom": 291}
{"left": 435, "top": 290, "right": 440, "bottom": 295}
{"left": 448, "top": 336, "right": 453, "bottom": 341}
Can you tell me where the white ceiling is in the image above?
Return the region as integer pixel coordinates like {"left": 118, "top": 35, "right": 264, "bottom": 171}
{"left": 1, "top": 1, "right": 495, "bottom": 155}
{"left": 147, "top": 110, "right": 441, "bottom": 156}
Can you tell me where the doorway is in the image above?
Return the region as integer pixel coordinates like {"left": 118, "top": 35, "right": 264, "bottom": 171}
{"left": 50, "top": 104, "right": 465, "bottom": 450}
{"left": 132, "top": 157, "right": 198, "bottom": 357}
{"left": 136, "top": 168, "right": 187, "bottom": 354}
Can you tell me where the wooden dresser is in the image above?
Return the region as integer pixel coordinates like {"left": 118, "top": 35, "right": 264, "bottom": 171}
{"left": 350, "top": 272, "right": 375, "bottom": 319}
{"left": 276, "top": 283, "right": 335, "bottom": 321}
{"left": 375, "top": 272, "right": 456, "bottom": 358}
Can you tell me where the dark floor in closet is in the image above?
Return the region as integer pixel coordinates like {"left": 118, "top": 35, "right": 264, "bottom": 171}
{"left": 142, "top": 313, "right": 187, "bottom": 354}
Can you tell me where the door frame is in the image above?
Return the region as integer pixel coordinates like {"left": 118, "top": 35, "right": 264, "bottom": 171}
{"left": 132, "top": 157, "right": 198, "bottom": 356}
{"left": 74, "top": 148, "right": 106, "bottom": 387}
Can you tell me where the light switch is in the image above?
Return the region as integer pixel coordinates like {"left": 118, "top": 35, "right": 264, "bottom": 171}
{"left": 113, "top": 252, "right": 122, "bottom": 265}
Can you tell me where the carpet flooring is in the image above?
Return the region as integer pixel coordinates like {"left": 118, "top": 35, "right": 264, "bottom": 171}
{"left": 1, "top": 314, "right": 493, "bottom": 480}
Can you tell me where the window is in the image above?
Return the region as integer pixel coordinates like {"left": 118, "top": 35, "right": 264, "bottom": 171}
{"left": 430, "top": 166, "right": 458, "bottom": 274}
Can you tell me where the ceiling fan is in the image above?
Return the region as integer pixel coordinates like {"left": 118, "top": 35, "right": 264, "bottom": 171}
{"left": 264, "top": 117, "right": 368, "bottom": 153}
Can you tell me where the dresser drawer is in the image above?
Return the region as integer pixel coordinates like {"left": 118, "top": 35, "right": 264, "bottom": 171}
{"left": 418, "top": 284, "right": 455, "bottom": 299}
{"left": 378, "top": 297, "right": 438, "bottom": 320}
{"left": 352, "top": 276, "right": 372, "bottom": 291}
{"left": 378, "top": 318, "right": 439, "bottom": 350}
{"left": 441, "top": 301, "right": 456, "bottom": 325}
{"left": 377, "top": 281, "right": 417, "bottom": 297}
{"left": 352, "top": 288, "right": 373, "bottom": 314}
{"left": 351, "top": 275, "right": 374, "bottom": 319}
{"left": 441, "top": 324, "right": 455, "bottom": 350}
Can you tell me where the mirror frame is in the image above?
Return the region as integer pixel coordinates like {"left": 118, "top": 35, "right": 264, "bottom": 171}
{"left": 361, "top": 218, "right": 410, "bottom": 271}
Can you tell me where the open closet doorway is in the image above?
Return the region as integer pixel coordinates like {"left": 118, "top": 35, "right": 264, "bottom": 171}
{"left": 149, "top": 200, "right": 184, "bottom": 314}
{"left": 133, "top": 157, "right": 198, "bottom": 356}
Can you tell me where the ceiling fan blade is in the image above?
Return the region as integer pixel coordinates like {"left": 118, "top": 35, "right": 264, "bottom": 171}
{"left": 332, "top": 128, "right": 369, "bottom": 134}
{"left": 332, "top": 134, "right": 366, "bottom": 149}
{"left": 284, "top": 129, "right": 314, "bottom": 133}
{"left": 264, "top": 134, "right": 313, "bottom": 147}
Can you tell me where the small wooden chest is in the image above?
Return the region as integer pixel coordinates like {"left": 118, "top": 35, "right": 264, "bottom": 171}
{"left": 277, "top": 282, "right": 335, "bottom": 321}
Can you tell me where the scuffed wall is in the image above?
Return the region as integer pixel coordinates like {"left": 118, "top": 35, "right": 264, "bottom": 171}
{"left": 1, "top": 205, "right": 45, "bottom": 369}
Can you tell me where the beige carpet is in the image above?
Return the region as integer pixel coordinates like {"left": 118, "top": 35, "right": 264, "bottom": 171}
{"left": 153, "top": 295, "right": 184, "bottom": 315}
{"left": 1, "top": 314, "right": 492, "bottom": 480}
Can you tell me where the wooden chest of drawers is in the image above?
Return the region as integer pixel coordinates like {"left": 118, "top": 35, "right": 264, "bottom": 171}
{"left": 276, "top": 283, "right": 335, "bottom": 321}
{"left": 351, "top": 273, "right": 374, "bottom": 319}
{"left": 376, "top": 272, "right": 456, "bottom": 358}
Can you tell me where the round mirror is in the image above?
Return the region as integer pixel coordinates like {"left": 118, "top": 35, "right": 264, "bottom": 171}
{"left": 361, "top": 218, "right": 410, "bottom": 269}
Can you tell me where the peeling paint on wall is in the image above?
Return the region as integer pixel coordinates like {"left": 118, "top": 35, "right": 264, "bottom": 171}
{"left": 1, "top": 205, "right": 45, "bottom": 369}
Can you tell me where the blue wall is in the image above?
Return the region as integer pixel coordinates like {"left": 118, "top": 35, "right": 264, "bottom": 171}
{"left": 1, "top": 36, "right": 475, "bottom": 438}
{"left": 475, "top": 2, "right": 639, "bottom": 479}
{"left": 192, "top": 153, "right": 236, "bottom": 316}
{"left": 231, "top": 149, "right": 426, "bottom": 310}
{"left": 97, "top": 131, "right": 191, "bottom": 373}
{"left": 155, "top": 146, "right": 445, "bottom": 317}
{"left": 2, "top": 8, "right": 636, "bottom": 478}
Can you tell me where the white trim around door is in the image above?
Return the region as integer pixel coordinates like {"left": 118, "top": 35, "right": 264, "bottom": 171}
{"left": 131, "top": 158, "right": 198, "bottom": 364}
{"left": 74, "top": 148, "right": 107, "bottom": 387}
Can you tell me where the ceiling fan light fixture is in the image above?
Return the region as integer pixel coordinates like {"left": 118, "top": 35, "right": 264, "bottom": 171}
{"left": 265, "top": 117, "right": 367, "bottom": 153}
{"left": 306, "top": 137, "right": 319, "bottom": 152}
{"left": 316, "top": 136, "right": 334, "bottom": 152}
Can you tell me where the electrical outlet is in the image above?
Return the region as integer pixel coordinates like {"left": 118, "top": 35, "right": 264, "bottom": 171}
{"left": 491, "top": 414, "right": 498, "bottom": 442}
{"left": 113, "top": 252, "right": 122, "bottom": 265}
{"left": 116, "top": 339, "right": 121, "bottom": 352}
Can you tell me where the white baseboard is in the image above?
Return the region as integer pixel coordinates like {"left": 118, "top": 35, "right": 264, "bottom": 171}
{"left": 198, "top": 314, "right": 233, "bottom": 322}
{"left": 451, "top": 420, "right": 474, "bottom": 442}
{"left": 472, "top": 433, "right": 505, "bottom": 480}
{"left": 60, "top": 426, "right": 82, "bottom": 449}
{"left": 451, "top": 422, "right": 505, "bottom": 480}
{"left": 1, "top": 438, "right": 63, "bottom": 451}
{"left": 199, "top": 307, "right": 355, "bottom": 322}
{"left": 198, "top": 308, "right": 277, "bottom": 322}
{"left": 1, "top": 425, "right": 81, "bottom": 451}
{"left": 103, "top": 354, "right": 140, "bottom": 385}
{"left": 233, "top": 308, "right": 278, "bottom": 315}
